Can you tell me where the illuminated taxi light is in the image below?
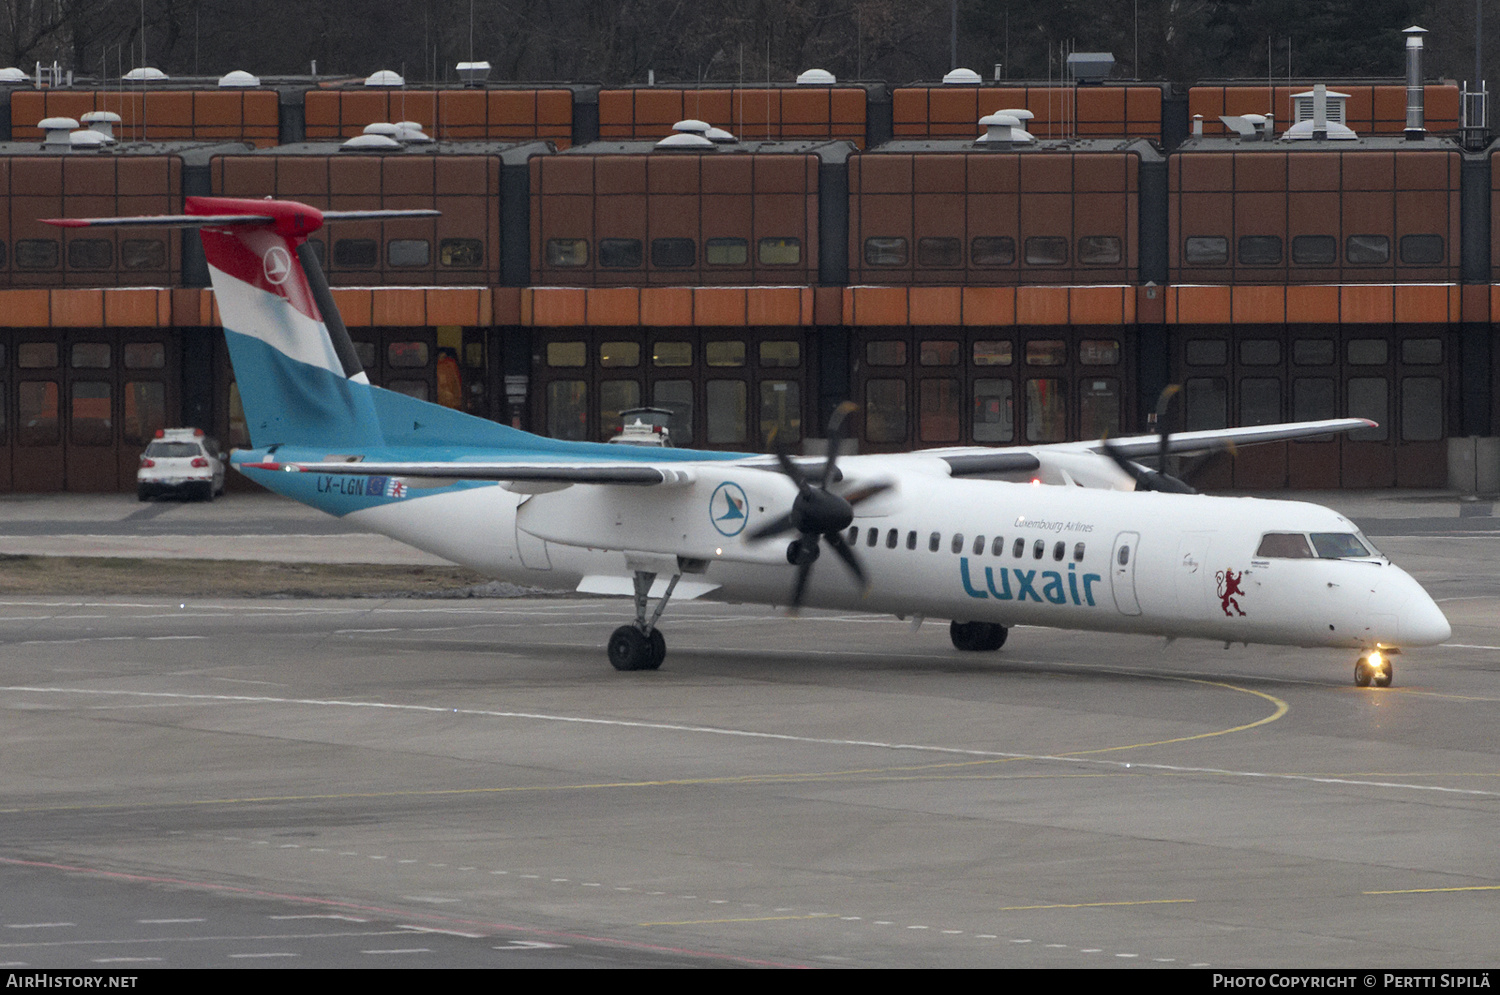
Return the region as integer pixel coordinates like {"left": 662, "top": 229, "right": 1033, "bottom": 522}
{"left": 715, "top": 547, "right": 723, "bottom": 556}
{"left": 1030, "top": 477, "right": 1041, "bottom": 485}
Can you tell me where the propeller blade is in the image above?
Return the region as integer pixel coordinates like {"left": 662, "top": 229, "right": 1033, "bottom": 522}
{"left": 790, "top": 555, "right": 814, "bottom": 608}
{"left": 825, "top": 531, "right": 869, "bottom": 590}
{"left": 746, "top": 510, "right": 797, "bottom": 542}
{"left": 842, "top": 481, "right": 894, "bottom": 506}
{"left": 1154, "top": 384, "right": 1181, "bottom": 474}
{"left": 821, "top": 401, "right": 858, "bottom": 488}
{"left": 772, "top": 442, "right": 811, "bottom": 494}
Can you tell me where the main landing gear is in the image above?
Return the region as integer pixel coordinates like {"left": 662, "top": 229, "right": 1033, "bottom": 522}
{"left": 607, "top": 570, "right": 680, "bottom": 671}
{"left": 950, "top": 620, "right": 1008, "bottom": 652}
{"left": 1354, "top": 650, "right": 1394, "bottom": 688}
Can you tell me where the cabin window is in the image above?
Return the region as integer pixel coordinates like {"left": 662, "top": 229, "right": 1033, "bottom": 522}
{"left": 864, "top": 237, "right": 908, "bottom": 266}
{"left": 929, "top": 532, "right": 941, "bottom": 552}
{"left": 1052, "top": 541, "right": 1066, "bottom": 561}
{"left": 68, "top": 238, "right": 113, "bottom": 270}
{"left": 917, "top": 237, "right": 962, "bottom": 267}
{"left": 867, "top": 527, "right": 879, "bottom": 548}
{"left": 1399, "top": 234, "right": 1444, "bottom": 265}
{"left": 651, "top": 238, "right": 695, "bottom": 268}
{"left": 973, "top": 535, "right": 985, "bottom": 555}
{"left": 991, "top": 537, "right": 1005, "bottom": 556}
{"left": 887, "top": 529, "right": 899, "bottom": 549}
{"left": 1032, "top": 540, "right": 1045, "bottom": 560}
{"left": 705, "top": 237, "right": 748, "bottom": 266}
{"left": 848, "top": 527, "right": 859, "bottom": 545}
{"left": 1073, "top": 543, "right": 1086, "bottom": 562}
{"left": 758, "top": 237, "right": 800, "bottom": 265}
{"left": 951, "top": 533, "right": 965, "bottom": 554}
{"left": 1346, "top": 234, "right": 1390, "bottom": 265}
{"left": 907, "top": 531, "right": 917, "bottom": 550}
{"left": 1184, "top": 236, "right": 1229, "bottom": 265}
{"left": 1256, "top": 533, "right": 1314, "bottom": 558}
{"left": 1117, "top": 545, "right": 1130, "bottom": 566}
{"left": 1012, "top": 538, "right": 1025, "bottom": 558}
{"left": 1291, "top": 234, "right": 1337, "bottom": 265}
{"left": 1309, "top": 533, "right": 1372, "bottom": 559}
{"left": 388, "top": 239, "right": 430, "bottom": 267}
{"left": 598, "top": 238, "right": 643, "bottom": 269}
{"left": 970, "top": 236, "right": 1016, "bottom": 266}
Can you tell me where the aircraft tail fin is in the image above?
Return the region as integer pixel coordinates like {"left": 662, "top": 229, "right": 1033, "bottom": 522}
{"left": 47, "top": 197, "right": 438, "bottom": 450}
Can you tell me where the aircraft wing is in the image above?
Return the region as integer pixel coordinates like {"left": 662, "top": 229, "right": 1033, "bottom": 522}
{"left": 1071, "top": 417, "right": 1376, "bottom": 458}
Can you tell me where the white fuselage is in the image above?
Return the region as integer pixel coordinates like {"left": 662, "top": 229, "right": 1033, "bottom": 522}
{"left": 342, "top": 464, "right": 1450, "bottom": 652}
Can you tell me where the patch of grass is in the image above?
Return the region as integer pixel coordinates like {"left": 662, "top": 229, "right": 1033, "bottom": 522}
{"left": 0, "top": 556, "right": 501, "bottom": 598}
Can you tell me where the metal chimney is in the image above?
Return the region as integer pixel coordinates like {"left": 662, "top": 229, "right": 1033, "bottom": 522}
{"left": 1404, "top": 25, "right": 1427, "bottom": 140}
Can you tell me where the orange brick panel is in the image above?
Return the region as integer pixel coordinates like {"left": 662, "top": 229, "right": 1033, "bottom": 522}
{"left": 103, "top": 288, "right": 167, "bottom": 327}
{"left": 437, "top": 90, "right": 486, "bottom": 131}
{"left": 525, "top": 288, "right": 587, "bottom": 326}
{"left": 1284, "top": 285, "right": 1339, "bottom": 323}
{"left": 909, "top": 286, "right": 961, "bottom": 326}
{"left": 1171, "top": 285, "right": 1231, "bottom": 324}
{"left": 682, "top": 91, "right": 732, "bottom": 129}
{"left": 928, "top": 88, "right": 978, "bottom": 126}
{"left": 369, "top": 288, "right": 426, "bottom": 326}
{"left": 585, "top": 287, "right": 640, "bottom": 326}
{"left": 1015, "top": 286, "right": 1068, "bottom": 325}
{"left": 742, "top": 287, "right": 804, "bottom": 326}
{"left": 303, "top": 91, "right": 340, "bottom": 133}
{"left": 633, "top": 91, "right": 684, "bottom": 134}
{"left": 849, "top": 286, "right": 908, "bottom": 326}
{"left": 0, "top": 290, "right": 51, "bottom": 327}
{"left": 485, "top": 91, "right": 534, "bottom": 127}
{"left": 424, "top": 288, "right": 482, "bottom": 326}
{"left": 244, "top": 91, "right": 280, "bottom": 128}
{"left": 1371, "top": 87, "right": 1406, "bottom": 128}
{"left": 693, "top": 287, "right": 747, "bottom": 326}
{"left": 961, "top": 286, "right": 1016, "bottom": 325}
{"left": 1393, "top": 283, "right": 1452, "bottom": 323}
{"left": 537, "top": 90, "right": 573, "bottom": 129}
{"left": 1339, "top": 285, "right": 1393, "bottom": 324}
{"left": 640, "top": 287, "right": 693, "bottom": 326}
{"left": 1425, "top": 85, "right": 1460, "bottom": 130}
{"left": 597, "top": 90, "right": 636, "bottom": 135}
{"left": 49, "top": 289, "right": 104, "bottom": 327}
{"left": 1126, "top": 86, "right": 1162, "bottom": 126}
{"left": 1067, "top": 287, "right": 1126, "bottom": 325}
{"left": 491, "top": 288, "right": 520, "bottom": 325}
{"left": 324, "top": 288, "right": 369, "bottom": 327}
{"left": 1231, "top": 286, "right": 1285, "bottom": 324}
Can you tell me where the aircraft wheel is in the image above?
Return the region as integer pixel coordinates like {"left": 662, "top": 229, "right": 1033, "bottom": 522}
{"left": 1354, "top": 657, "right": 1373, "bottom": 687}
{"left": 645, "top": 628, "right": 666, "bottom": 670}
{"left": 980, "top": 624, "right": 1009, "bottom": 651}
{"left": 1374, "top": 663, "right": 1393, "bottom": 688}
{"left": 608, "top": 625, "right": 653, "bottom": 671}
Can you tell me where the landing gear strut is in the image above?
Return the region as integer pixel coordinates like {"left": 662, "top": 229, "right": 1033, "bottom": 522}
{"left": 1354, "top": 651, "right": 1394, "bottom": 688}
{"left": 608, "top": 570, "right": 679, "bottom": 671}
{"left": 950, "top": 620, "right": 1008, "bottom": 652}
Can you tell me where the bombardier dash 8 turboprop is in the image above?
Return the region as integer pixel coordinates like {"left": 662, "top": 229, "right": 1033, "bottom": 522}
{"left": 47, "top": 198, "right": 1450, "bottom": 686}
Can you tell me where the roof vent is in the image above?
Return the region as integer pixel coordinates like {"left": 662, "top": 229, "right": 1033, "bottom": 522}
{"left": 341, "top": 133, "right": 403, "bottom": 151}
{"left": 68, "top": 130, "right": 109, "bottom": 151}
{"left": 364, "top": 69, "right": 404, "bottom": 87}
{"left": 80, "top": 110, "right": 120, "bottom": 143}
{"left": 976, "top": 112, "right": 1035, "bottom": 144}
{"left": 704, "top": 126, "right": 737, "bottom": 143}
{"left": 393, "top": 120, "right": 433, "bottom": 143}
{"left": 672, "top": 119, "right": 710, "bottom": 134}
{"left": 943, "top": 67, "right": 982, "bottom": 85}
{"left": 655, "top": 131, "right": 715, "bottom": 149}
{"left": 363, "top": 122, "right": 401, "bottom": 137}
{"left": 796, "top": 68, "right": 836, "bottom": 85}
{"left": 456, "top": 61, "right": 491, "bottom": 87}
{"left": 39, "top": 116, "right": 78, "bottom": 147}
{"left": 1282, "top": 85, "right": 1357, "bottom": 140}
{"left": 1065, "top": 52, "right": 1114, "bottom": 83}
{"left": 0, "top": 67, "right": 27, "bottom": 83}
{"left": 122, "top": 66, "right": 168, "bottom": 82}
{"left": 218, "top": 70, "right": 260, "bottom": 88}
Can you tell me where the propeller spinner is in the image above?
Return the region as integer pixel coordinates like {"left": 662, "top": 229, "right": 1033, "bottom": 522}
{"left": 746, "top": 403, "right": 891, "bottom": 608}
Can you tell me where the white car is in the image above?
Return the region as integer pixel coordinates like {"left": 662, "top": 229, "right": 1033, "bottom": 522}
{"left": 137, "top": 428, "right": 226, "bottom": 501}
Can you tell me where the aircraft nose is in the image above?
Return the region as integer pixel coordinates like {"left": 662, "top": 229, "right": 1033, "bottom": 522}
{"left": 1398, "top": 590, "right": 1451, "bottom": 646}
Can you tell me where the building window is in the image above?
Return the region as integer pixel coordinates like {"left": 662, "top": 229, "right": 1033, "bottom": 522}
{"left": 972, "top": 341, "right": 1013, "bottom": 366}
{"left": 598, "top": 238, "right": 643, "bottom": 269}
{"left": 758, "top": 237, "right": 800, "bottom": 265}
{"left": 1077, "top": 235, "right": 1122, "bottom": 265}
{"left": 1025, "top": 379, "right": 1067, "bottom": 442}
{"left": 599, "top": 341, "right": 640, "bottom": 368}
{"left": 123, "top": 343, "right": 165, "bottom": 369}
{"left": 973, "top": 380, "right": 1014, "bottom": 443}
{"left": 1399, "top": 234, "right": 1444, "bottom": 265}
{"left": 1291, "top": 235, "right": 1337, "bottom": 265}
{"left": 919, "top": 340, "right": 960, "bottom": 366}
{"left": 1293, "top": 339, "right": 1335, "bottom": 366}
{"left": 546, "top": 342, "right": 586, "bottom": 367}
{"left": 706, "top": 237, "right": 748, "bottom": 265}
{"left": 1347, "top": 339, "right": 1389, "bottom": 365}
{"left": 389, "top": 341, "right": 430, "bottom": 368}
{"left": 650, "top": 238, "right": 695, "bottom": 268}
{"left": 706, "top": 380, "right": 747, "bottom": 444}
{"left": 866, "top": 341, "right": 907, "bottom": 366}
{"left": 1401, "top": 339, "right": 1442, "bottom": 365}
{"left": 1346, "top": 235, "right": 1390, "bottom": 265}
{"left": 706, "top": 341, "right": 746, "bottom": 367}
{"left": 545, "top": 238, "right": 588, "bottom": 267}
{"left": 917, "top": 237, "right": 962, "bottom": 267}
{"left": 1184, "top": 236, "right": 1228, "bottom": 265}
{"left": 333, "top": 239, "right": 377, "bottom": 267}
{"left": 759, "top": 341, "right": 801, "bottom": 367}
{"left": 1185, "top": 339, "right": 1227, "bottom": 366}
{"left": 121, "top": 238, "right": 166, "bottom": 269}
{"left": 1025, "top": 340, "right": 1066, "bottom": 366}
{"left": 1024, "top": 236, "right": 1068, "bottom": 266}
{"left": 70, "top": 343, "right": 110, "bottom": 369}
{"left": 865, "top": 379, "right": 907, "bottom": 443}
{"left": 970, "top": 236, "right": 1016, "bottom": 266}
{"left": 1079, "top": 340, "right": 1119, "bottom": 366}
{"left": 1240, "top": 340, "right": 1281, "bottom": 366}
{"left": 1237, "top": 235, "right": 1283, "bottom": 266}
{"left": 387, "top": 239, "right": 431, "bottom": 267}
{"left": 15, "top": 239, "right": 59, "bottom": 270}
{"left": 864, "top": 237, "right": 908, "bottom": 266}
{"left": 652, "top": 341, "right": 692, "bottom": 367}
{"left": 439, "top": 238, "right": 484, "bottom": 267}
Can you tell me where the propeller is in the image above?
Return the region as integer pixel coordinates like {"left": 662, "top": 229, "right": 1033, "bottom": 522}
{"left": 1100, "top": 385, "right": 1231, "bottom": 494}
{"left": 746, "top": 402, "right": 892, "bottom": 608}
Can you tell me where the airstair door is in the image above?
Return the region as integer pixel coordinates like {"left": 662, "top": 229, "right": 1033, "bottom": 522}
{"left": 1111, "top": 531, "right": 1141, "bottom": 616}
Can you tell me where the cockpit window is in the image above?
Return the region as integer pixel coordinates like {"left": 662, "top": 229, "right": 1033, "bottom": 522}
{"left": 1310, "top": 533, "right": 1372, "bottom": 559}
{"left": 1256, "top": 533, "right": 1313, "bottom": 558}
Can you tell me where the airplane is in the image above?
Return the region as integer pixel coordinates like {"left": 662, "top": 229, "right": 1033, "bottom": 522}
{"left": 46, "top": 197, "right": 1451, "bottom": 688}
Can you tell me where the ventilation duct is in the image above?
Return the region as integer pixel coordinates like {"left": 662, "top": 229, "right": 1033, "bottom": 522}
{"left": 456, "top": 61, "right": 491, "bottom": 87}
{"left": 1404, "top": 25, "right": 1427, "bottom": 139}
{"left": 1282, "top": 85, "right": 1357, "bottom": 140}
{"left": 80, "top": 110, "right": 120, "bottom": 143}
{"left": 38, "top": 116, "right": 78, "bottom": 147}
{"left": 68, "top": 130, "right": 108, "bottom": 152}
{"left": 976, "top": 111, "right": 1035, "bottom": 144}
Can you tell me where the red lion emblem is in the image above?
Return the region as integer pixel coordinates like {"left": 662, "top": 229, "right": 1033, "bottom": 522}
{"left": 1216, "top": 569, "right": 1247, "bottom": 617}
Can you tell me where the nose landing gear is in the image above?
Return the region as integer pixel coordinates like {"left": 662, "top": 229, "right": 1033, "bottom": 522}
{"left": 1354, "top": 651, "right": 1393, "bottom": 688}
{"left": 950, "top": 620, "right": 1008, "bottom": 652}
